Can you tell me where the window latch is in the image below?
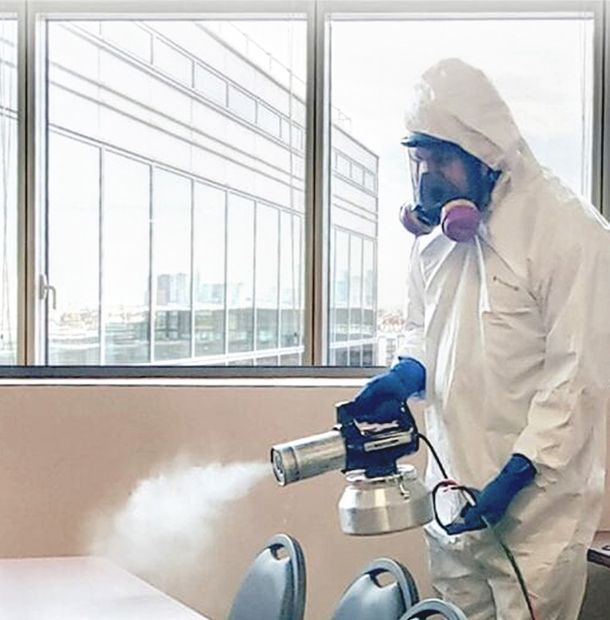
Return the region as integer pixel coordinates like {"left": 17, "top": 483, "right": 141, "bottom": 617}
{"left": 39, "top": 274, "right": 57, "bottom": 310}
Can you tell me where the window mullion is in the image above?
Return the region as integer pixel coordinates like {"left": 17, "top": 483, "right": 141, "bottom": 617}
{"left": 24, "top": 3, "right": 48, "bottom": 365}
{"left": 17, "top": 0, "right": 28, "bottom": 364}
{"left": 305, "top": 0, "right": 330, "bottom": 365}
{"left": 597, "top": 0, "right": 609, "bottom": 219}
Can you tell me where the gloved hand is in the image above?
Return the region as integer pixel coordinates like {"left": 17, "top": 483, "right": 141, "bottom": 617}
{"left": 445, "top": 453, "right": 536, "bottom": 535}
{"left": 350, "top": 357, "right": 426, "bottom": 423}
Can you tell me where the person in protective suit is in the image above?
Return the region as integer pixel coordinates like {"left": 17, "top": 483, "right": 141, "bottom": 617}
{"left": 352, "top": 58, "right": 610, "bottom": 619}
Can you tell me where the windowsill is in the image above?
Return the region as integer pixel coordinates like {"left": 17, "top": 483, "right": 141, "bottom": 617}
{"left": 0, "top": 376, "right": 368, "bottom": 387}
{"left": 0, "top": 377, "right": 366, "bottom": 388}
{"left": 0, "top": 366, "right": 379, "bottom": 387}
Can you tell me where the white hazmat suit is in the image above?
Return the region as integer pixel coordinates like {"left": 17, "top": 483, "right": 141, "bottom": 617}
{"left": 400, "top": 58, "right": 610, "bottom": 619}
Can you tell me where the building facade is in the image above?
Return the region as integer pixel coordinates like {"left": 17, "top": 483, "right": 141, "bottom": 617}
{"left": 44, "top": 19, "right": 379, "bottom": 365}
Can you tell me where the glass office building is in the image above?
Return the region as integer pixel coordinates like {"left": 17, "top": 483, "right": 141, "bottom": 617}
{"left": 45, "top": 19, "right": 379, "bottom": 365}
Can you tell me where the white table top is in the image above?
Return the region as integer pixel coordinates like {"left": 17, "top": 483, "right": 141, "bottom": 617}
{"left": 0, "top": 556, "right": 209, "bottom": 619}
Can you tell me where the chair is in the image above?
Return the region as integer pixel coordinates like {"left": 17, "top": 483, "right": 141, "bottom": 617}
{"left": 331, "top": 558, "right": 419, "bottom": 620}
{"left": 400, "top": 598, "right": 468, "bottom": 619}
{"left": 228, "top": 533, "right": 306, "bottom": 620}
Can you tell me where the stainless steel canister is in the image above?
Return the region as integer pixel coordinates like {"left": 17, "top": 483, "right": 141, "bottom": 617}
{"left": 271, "top": 430, "right": 346, "bottom": 486}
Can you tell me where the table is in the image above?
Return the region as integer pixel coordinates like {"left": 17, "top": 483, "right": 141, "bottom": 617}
{"left": 588, "top": 531, "right": 610, "bottom": 568}
{"left": 0, "top": 556, "right": 209, "bottom": 619}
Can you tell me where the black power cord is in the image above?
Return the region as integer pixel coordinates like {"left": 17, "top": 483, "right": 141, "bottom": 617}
{"left": 418, "top": 432, "right": 537, "bottom": 620}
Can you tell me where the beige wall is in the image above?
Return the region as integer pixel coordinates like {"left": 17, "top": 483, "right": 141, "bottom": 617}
{"left": 0, "top": 383, "right": 432, "bottom": 619}
{"left": 1, "top": 382, "right": 609, "bottom": 619}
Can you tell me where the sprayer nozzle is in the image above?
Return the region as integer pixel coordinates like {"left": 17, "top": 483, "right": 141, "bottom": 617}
{"left": 270, "top": 431, "right": 346, "bottom": 486}
{"left": 271, "top": 447, "right": 291, "bottom": 486}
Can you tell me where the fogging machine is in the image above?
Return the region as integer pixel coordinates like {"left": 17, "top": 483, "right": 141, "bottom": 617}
{"left": 270, "top": 400, "right": 432, "bottom": 536}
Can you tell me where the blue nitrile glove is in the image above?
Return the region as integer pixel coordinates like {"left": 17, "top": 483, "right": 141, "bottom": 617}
{"left": 351, "top": 357, "right": 426, "bottom": 423}
{"left": 445, "top": 453, "right": 536, "bottom": 535}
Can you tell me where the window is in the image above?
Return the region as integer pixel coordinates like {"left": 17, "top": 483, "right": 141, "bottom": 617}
{"left": 280, "top": 118, "right": 291, "bottom": 143}
{"left": 153, "top": 38, "right": 193, "bottom": 85}
{"left": 227, "top": 194, "right": 255, "bottom": 355}
{"left": 194, "top": 183, "right": 226, "bottom": 358}
{"left": 351, "top": 162, "right": 364, "bottom": 186}
{"left": 279, "top": 211, "right": 303, "bottom": 355}
{"left": 257, "top": 104, "right": 281, "bottom": 137}
{"left": 40, "top": 14, "right": 306, "bottom": 367}
{"left": 1, "top": 5, "right": 601, "bottom": 371}
{"left": 336, "top": 152, "right": 351, "bottom": 177}
{"left": 153, "top": 169, "right": 191, "bottom": 361}
{"left": 103, "top": 153, "right": 151, "bottom": 364}
{"left": 330, "top": 229, "right": 349, "bottom": 354}
{"left": 47, "top": 134, "right": 100, "bottom": 364}
{"left": 255, "top": 204, "right": 279, "bottom": 351}
{"left": 194, "top": 64, "right": 227, "bottom": 106}
{"left": 228, "top": 85, "right": 256, "bottom": 124}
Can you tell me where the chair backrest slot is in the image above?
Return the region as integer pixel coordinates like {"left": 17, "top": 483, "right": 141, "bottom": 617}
{"left": 228, "top": 533, "right": 306, "bottom": 620}
{"left": 331, "top": 558, "right": 419, "bottom": 620}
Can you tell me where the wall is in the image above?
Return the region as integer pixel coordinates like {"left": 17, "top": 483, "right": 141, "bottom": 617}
{"left": 0, "top": 382, "right": 432, "bottom": 619}
{"left": 1, "top": 381, "right": 609, "bottom": 619}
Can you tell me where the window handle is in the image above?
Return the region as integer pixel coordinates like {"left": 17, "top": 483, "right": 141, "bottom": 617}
{"left": 39, "top": 274, "right": 57, "bottom": 310}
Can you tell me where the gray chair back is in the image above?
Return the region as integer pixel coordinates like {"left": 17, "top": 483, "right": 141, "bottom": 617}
{"left": 228, "top": 533, "right": 306, "bottom": 620}
{"left": 400, "top": 598, "right": 468, "bottom": 619}
{"left": 331, "top": 558, "right": 419, "bottom": 620}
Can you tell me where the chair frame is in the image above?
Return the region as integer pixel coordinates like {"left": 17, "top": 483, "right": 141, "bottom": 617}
{"left": 266, "top": 533, "right": 306, "bottom": 620}
{"left": 400, "top": 597, "right": 468, "bottom": 619}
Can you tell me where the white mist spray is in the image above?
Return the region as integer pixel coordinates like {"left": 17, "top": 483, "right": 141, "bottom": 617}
{"left": 89, "top": 460, "right": 270, "bottom": 590}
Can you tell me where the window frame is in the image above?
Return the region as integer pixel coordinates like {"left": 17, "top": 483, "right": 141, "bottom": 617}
{"left": 5, "top": 0, "right": 607, "bottom": 377}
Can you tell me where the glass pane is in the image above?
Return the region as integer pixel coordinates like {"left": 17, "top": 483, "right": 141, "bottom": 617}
{"left": 362, "top": 343, "right": 374, "bottom": 366}
{"left": 194, "top": 64, "right": 227, "bottom": 105}
{"left": 0, "top": 15, "right": 18, "bottom": 364}
{"left": 255, "top": 204, "right": 279, "bottom": 350}
{"left": 154, "top": 38, "right": 193, "bottom": 85}
{"left": 103, "top": 153, "right": 151, "bottom": 364}
{"left": 336, "top": 153, "right": 350, "bottom": 177}
{"left": 44, "top": 15, "right": 306, "bottom": 366}
{"left": 47, "top": 134, "right": 100, "bottom": 364}
{"left": 331, "top": 230, "right": 349, "bottom": 344}
{"left": 349, "top": 236, "right": 362, "bottom": 340}
{"left": 258, "top": 104, "right": 281, "bottom": 137}
{"left": 334, "top": 347, "right": 348, "bottom": 366}
{"left": 329, "top": 14, "right": 594, "bottom": 366}
{"left": 228, "top": 85, "right": 256, "bottom": 123}
{"left": 351, "top": 162, "right": 364, "bottom": 185}
{"left": 227, "top": 194, "right": 254, "bottom": 353}
{"left": 280, "top": 212, "right": 303, "bottom": 351}
{"left": 153, "top": 169, "right": 191, "bottom": 361}
{"left": 194, "top": 182, "right": 226, "bottom": 357}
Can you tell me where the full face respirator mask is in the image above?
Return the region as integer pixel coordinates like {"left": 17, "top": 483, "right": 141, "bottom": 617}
{"left": 399, "top": 133, "right": 500, "bottom": 242}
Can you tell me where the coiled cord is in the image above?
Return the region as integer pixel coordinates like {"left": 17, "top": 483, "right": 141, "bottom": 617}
{"left": 419, "top": 433, "right": 537, "bottom": 620}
